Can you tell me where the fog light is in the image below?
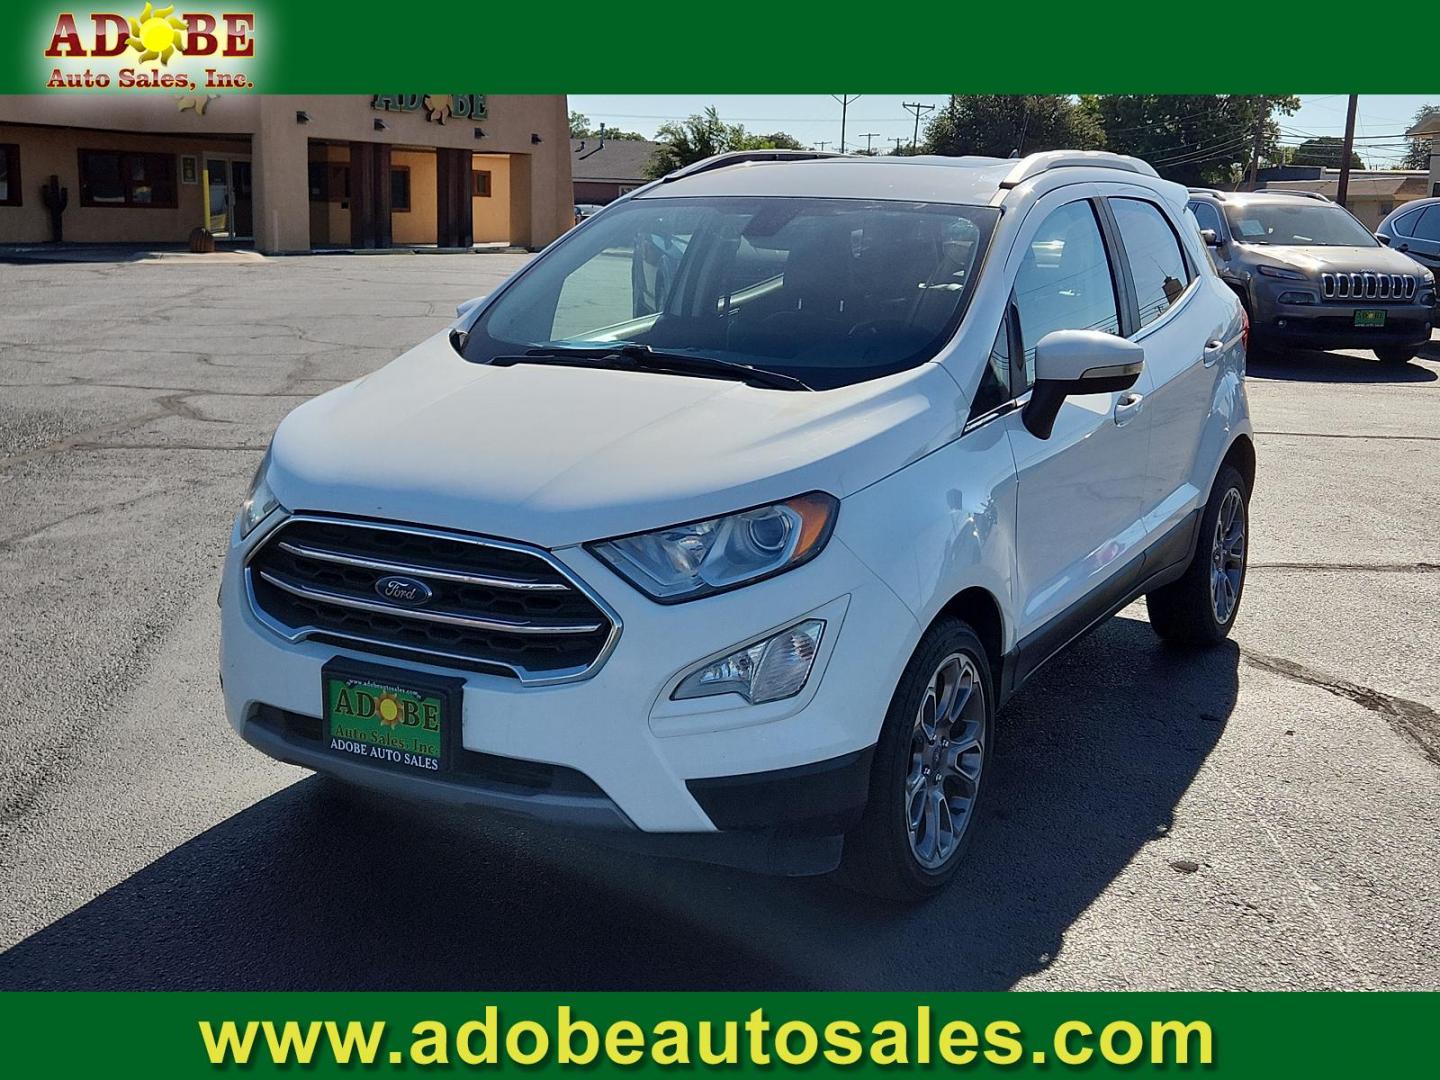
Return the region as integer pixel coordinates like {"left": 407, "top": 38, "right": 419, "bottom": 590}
{"left": 1277, "top": 291, "right": 1316, "bottom": 305}
{"left": 673, "top": 620, "right": 824, "bottom": 704}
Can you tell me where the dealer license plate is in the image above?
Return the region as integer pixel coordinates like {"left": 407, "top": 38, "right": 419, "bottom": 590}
{"left": 323, "top": 665, "right": 447, "bottom": 773}
{"left": 1354, "top": 309, "right": 1387, "bottom": 328}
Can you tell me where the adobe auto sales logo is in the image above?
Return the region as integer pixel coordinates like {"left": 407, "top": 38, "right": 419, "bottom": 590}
{"left": 43, "top": 4, "right": 257, "bottom": 92}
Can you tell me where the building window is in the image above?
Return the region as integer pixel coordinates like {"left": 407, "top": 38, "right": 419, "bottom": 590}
{"left": 78, "top": 150, "right": 177, "bottom": 208}
{"left": 0, "top": 144, "right": 20, "bottom": 206}
{"left": 472, "top": 170, "right": 491, "bottom": 198}
{"left": 390, "top": 166, "right": 411, "bottom": 212}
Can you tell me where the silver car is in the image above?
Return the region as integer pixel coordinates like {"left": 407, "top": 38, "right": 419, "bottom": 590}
{"left": 1376, "top": 197, "right": 1440, "bottom": 275}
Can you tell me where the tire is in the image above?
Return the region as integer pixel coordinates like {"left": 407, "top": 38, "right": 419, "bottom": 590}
{"left": 1146, "top": 464, "right": 1249, "bottom": 645}
{"left": 1375, "top": 347, "right": 1416, "bottom": 365}
{"left": 839, "top": 618, "right": 993, "bottom": 902}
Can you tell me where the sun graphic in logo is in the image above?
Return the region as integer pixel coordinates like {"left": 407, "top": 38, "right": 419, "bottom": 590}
{"left": 375, "top": 692, "right": 403, "bottom": 727}
{"left": 126, "top": 3, "right": 187, "bottom": 65}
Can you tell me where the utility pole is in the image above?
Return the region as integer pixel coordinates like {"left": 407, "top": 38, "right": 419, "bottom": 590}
{"left": 903, "top": 101, "right": 934, "bottom": 152}
{"left": 815, "top": 140, "right": 829, "bottom": 152}
{"left": 891, "top": 136, "right": 906, "bottom": 155}
{"left": 859, "top": 132, "right": 880, "bottom": 155}
{"left": 1336, "top": 93, "right": 1359, "bottom": 209}
{"left": 831, "top": 94, "right": 860, "bottom": 153}
{"left": 1247, "top": 95, "right": 1268, "bottom": 189}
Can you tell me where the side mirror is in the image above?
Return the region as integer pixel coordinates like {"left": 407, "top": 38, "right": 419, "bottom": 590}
{"left": 1022, "top": 330, "right": 1145, "bottom": 440}
{"left": 455, "top": 295, "right": 487, "bottom": 319}
{"left": 1199, "top": 228, "right": 1221, "bottom": 247}
{"left": 1375, "top": 233, "right": 1391, "bottom": 246}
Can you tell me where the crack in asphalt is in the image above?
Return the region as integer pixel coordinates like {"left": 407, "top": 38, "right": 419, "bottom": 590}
{"left": 1242, "top": 649, "right": 1440, "bottom": 767}
{"left": 1250, "top": 562, "right": 1440, "bottom": 574}
{"left": 1255, "top": 430, "right": 1440, "bottom": 442}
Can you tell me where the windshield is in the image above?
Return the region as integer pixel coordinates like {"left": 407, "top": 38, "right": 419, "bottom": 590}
{"left": 462, "top": 196, "right": 999, "bottom": 390}
{"left": 1224, "top": 202, "right": 1377, "bottom": 247}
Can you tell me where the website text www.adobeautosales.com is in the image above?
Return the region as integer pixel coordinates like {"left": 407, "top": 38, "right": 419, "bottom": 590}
{"left": 199, "top": 1006, "right": 1213, "bottom": 1069}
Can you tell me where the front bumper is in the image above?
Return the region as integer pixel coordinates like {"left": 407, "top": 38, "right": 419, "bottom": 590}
{"left": 219, "top": 512, "right": 917, "bottom": 871}
{"left": 1248, "top": 278, "right": 1435, "bottom": 349}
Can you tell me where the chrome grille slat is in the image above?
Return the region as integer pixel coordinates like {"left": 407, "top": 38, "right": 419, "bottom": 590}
{"left": 275, "top": 539, "right": 572, "bottom": 591}
{"left": 1320, "top": 272, "right": 1417, "bottom": 303}
{"left": 257, "top": 569, "right": 605, "bottom": 635}
{"left": 244, "top": 516, "right": 621, "bottom": 685}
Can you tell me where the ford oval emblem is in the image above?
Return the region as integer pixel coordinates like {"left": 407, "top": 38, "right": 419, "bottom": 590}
{"left": 374, "top": 575, "right": 432, "bottom": 606}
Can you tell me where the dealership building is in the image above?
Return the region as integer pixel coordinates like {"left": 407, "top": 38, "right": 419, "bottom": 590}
{"left": 0, "top": 94, "right": 574, "bottom": 252}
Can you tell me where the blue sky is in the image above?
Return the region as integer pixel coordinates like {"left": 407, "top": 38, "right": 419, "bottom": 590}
{"left": 569, "top": 95, "right": 1436, "bottom": 167}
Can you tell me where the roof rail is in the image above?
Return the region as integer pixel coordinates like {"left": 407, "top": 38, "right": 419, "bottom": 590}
{"left": 660, "top": 149, "right": 843, "bottom": 183}
{"left": 1264, "top": 189, "right": 1332, "bottom": 202}
{"left": 998, "top": 150, "right": 1160, "bottom": 189}
{"left": 1187, "top": 187, "right": 1228, "bottom": 200}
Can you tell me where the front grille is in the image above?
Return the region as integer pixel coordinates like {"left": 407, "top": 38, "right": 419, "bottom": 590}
{"left": 246, "top": 517, "right": 620, "bottom": 684}
{"left": 1320, "top": 272, "right": 1417, "bottom": 302}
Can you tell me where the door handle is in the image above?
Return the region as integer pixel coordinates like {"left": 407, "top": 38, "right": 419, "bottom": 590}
{"left": 1203, "top": 338, "right": 1224, "bottom": 367}
{"left": 1113, "top": 392, "right": 1144, "bottom": 426}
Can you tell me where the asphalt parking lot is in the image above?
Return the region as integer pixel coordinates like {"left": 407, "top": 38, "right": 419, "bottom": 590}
{"left": 1, "top": 252, "right": 1437, "bottom": 991}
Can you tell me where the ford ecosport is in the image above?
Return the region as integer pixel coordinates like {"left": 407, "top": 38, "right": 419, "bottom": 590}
{"left": 221, "top": 150, "right": 1256, "bottom": 900}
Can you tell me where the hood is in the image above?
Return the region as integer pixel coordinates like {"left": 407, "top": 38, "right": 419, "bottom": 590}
{"left": 268, "top": 333, "right": 967, "bottom": 548}
{"left": 1244, "top": 243, "right": 1428, "bottom": 277}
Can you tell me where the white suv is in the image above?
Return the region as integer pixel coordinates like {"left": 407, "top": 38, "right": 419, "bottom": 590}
{"left": 221, "top": 150, "right": 1254, "bottom": 900}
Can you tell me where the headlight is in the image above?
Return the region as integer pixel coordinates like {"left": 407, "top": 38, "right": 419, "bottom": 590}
{"left": 1256, "top": 265, "right": 1307, "bottom": 281}
{"left": 673, "top": 620, "right": 824, "bottom": 704}
{"left": 589, "top": 492, "right": 838, "bottom": 603}
{"left": 238, "top": 451, "right": 284, "bottom": 539}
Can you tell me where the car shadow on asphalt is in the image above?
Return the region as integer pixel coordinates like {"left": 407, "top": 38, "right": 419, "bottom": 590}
{"left": 0, "top": 616, "right": 1238, "bottom": 991}
{"left": 1247, "top": 346, "right": 1438, "bottom": 384}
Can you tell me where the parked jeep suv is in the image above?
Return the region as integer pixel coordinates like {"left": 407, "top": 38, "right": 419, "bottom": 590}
{"left": 222, "top": 150, "right": 1255, "bottom": 900}
{"left": 1187, "top": 188, "right": 1436, "bottom": 364}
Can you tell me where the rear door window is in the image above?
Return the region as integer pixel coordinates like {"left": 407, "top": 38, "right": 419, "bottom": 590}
{"left": 1412, "top": 206, "right": 1440, "bottom": 242}
{"left": 1111, "top": 198, "right": 1192, "bottom": 328}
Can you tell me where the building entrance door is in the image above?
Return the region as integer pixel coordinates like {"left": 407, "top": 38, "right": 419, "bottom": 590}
{"left": 204, "top": 156, "right": 253, "bottom": 239}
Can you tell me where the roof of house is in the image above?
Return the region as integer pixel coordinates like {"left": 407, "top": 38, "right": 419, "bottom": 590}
{"left": 1268, "top": 173, "right": 1430, "bottom": 200}
{"left": 1405, "top": 109, "right": 1440, "bottom": 137}
{"left": 570, "top": 139, "right": 661, "bottom": 184}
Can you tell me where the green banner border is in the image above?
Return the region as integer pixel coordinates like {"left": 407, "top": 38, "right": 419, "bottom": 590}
{"left": 8, "top": 3, "right": 1440, "bottom": 94}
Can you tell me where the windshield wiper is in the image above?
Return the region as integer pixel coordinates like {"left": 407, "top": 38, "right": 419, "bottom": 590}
{"left": 490, "top": 344, "right": 812, "bottom": 391}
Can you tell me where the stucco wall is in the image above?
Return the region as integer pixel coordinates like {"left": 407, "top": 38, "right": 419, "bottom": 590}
{"left": 0, "top": 94, "right": 573, "bottom": 252}
{"left": 389, "top": 148, "right": 437, "bottom": 246}
{"left": 472, "top": 153, "right": 512, "bottom": 243}
{"left": 0, "top": 123, "right": 249, "bottom": 244}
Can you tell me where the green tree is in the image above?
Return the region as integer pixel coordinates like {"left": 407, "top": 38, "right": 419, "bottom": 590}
{"left": 1095, "top": 95, "right": 1299, "bottom": 186}
{"left": 645, "top": 108, "right": 805, "bottom": 178}
{"left": 568, "top": 110, "right": 646, "bottom": 141}
{"left": 1402, "top": 105, "right": 1437, "bottom": 171}
{"left": 922, "top": 95, "right": 1105, "bottom": 159}
{"left": 1290, "top": 137, "right": 1362, "bottom": 170}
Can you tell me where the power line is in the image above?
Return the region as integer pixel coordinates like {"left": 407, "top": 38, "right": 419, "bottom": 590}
{"left": 831, "top": 94, "right": 860, "bottom": 154}
{"left": 902, "top": 101, "right": 935, "bottom": 152}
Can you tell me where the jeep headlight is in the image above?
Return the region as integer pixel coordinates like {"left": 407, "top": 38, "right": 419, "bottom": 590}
{"left": 1256, "top": 265, "right": 1307, "bottom": 281}
{"left": 238, "top": 450, "right": 284, "bottom": 539}
{"left": 589, "top": 493, "right": 838, "bottom": 603}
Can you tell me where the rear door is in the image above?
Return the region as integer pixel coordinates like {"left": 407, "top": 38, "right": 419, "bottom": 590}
{"left": 1002, "top": 194, "right": 1154, "bottom": 668}
{"left": 1104, "top": 194, "right": 1222, "bottom": 549}
{"left": 1396, "top": 204, "right": 1440, "bottom": 272}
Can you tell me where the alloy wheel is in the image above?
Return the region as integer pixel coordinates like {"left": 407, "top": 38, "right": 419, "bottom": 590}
{"left": 905, "top": 652, "right": 985, "bottom": 870}
{"left": 1210, "top": 487, "right": 1246, "bottom": 624}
